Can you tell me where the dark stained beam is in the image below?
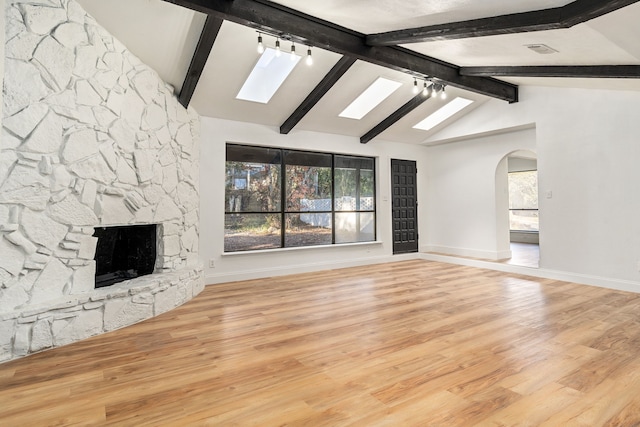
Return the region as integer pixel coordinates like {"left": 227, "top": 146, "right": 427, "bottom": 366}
{"left": 360, "top": 92, "right": 432, "bottom": 144}
{"left": 161, "top": 0, "right": 518, "bottom": 103}
{"left": 366, "top": 0, "right": 640, "bottom": 45}
{"left": 562, "top": 0, "right": 640, "bottom": 26}
{"left": 460, "top": 65, "right": 640, "bottom": 78}
{"left": 280, "top": 56, "right": 356, "bottom": 134}
{"left": 178, "top": 15, "right": 224, "bottom": 108}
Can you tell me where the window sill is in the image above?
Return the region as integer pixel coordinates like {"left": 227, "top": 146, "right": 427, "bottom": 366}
{"left": 222, "top": 240, "right": 383, "bottom": 256}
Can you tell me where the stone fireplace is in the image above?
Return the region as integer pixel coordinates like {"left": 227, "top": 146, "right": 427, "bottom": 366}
{"left": 0, "top": 0, "right": 204, "bottom": 362}
{"left": 93, "top": 224, "right": 157, "bottom": 288}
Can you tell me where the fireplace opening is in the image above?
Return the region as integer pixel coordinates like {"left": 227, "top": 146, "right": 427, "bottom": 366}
{"left": 93, "top": 224, "right": 157, "bottom": 288}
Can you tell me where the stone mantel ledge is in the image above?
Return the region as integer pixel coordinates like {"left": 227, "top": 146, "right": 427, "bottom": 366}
{"left": 0, "top": 264, "right": 204, "bottom": 362}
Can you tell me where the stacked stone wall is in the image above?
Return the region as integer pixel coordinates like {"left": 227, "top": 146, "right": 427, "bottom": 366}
{"left": 1, "top": 0, "right": 203, "bottom": 362}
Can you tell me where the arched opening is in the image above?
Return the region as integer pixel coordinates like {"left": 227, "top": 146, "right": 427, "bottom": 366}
{"left": 495, "top": 149, "right": 539, "bottom": 268}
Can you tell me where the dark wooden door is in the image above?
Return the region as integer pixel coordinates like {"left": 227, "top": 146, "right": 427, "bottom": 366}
{"left": 391, "top": 159, "right": 418, "bottom": 254}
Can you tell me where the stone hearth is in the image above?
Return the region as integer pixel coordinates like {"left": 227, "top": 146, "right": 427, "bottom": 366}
{"left": 1, "top": 0, "right": 204, "bottom": 362}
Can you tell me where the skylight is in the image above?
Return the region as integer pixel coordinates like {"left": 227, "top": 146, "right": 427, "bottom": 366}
{"left": 237, "top": 48, "right": 300, "bottom": 104}
{"left": 339, "top": 77, "right": 402, "bottom": 120}
{"left": 413, "top": 97, "right": 474, "bottom": 131}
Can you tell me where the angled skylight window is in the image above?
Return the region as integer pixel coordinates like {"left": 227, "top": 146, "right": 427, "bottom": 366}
{"left": 339, "top": 77, "right": 402, "bottom": 120}
{"left": 413, "top": 97, "right": 474, "bottom": 131}
{"left": 237, "top": 47, "right": 300, "bottom": 104}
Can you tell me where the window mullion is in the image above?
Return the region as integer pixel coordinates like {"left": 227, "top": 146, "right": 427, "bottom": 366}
{"left": 280, "top": 148, "right": 286, "bottom": 248}
{"left": 331, "top": 154, "right": 335, "bottom": 245}
{"left": 355, "top": 165, "right": 361, "bottom": 211}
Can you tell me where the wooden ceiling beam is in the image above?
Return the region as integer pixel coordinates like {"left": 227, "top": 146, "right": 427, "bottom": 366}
{"left": 561, "top": 0, "right": 640, "bottom": 26}
{"left": 366, "top": 0, "right": 640, "bottom": 45}
{"left": 280, "top": 56, "right": 356, "bottom": 135}
{"left": 460, "top": 65, "right": 640, "bottom": 78}
{"left": 161, "top": 0, "right": 518, "bottom": 103}
{"left": 178, "top": 15, "right": 224, "bottom": 108}
{"left": 360, "top": 92, "right": 432, "bottom": 144}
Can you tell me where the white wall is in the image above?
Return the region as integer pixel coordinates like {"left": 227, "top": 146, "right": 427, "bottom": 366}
{"left": 199, "top": 117, "right": 427, "bottom": 283}
{"left": 424, "top": 85, "right": 640, "bottom": 286}
{"left": 423, "top": 128, "right": 536, "bottom": 260}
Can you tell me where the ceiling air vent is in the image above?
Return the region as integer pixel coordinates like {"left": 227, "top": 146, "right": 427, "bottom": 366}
{"left": 525, "top": 44, "right": 559, "bottom": 54}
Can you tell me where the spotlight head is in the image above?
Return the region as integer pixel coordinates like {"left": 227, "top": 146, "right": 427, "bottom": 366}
{"left": 306, "top": 47, "right": 313, "bottom": 66}
{"left": 257, "top": 34, "right": 265, "bottom": 54}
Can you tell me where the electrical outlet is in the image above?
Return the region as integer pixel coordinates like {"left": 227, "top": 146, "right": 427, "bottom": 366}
{"left": 209, "top": 259, "right": 215, "bottom": 268}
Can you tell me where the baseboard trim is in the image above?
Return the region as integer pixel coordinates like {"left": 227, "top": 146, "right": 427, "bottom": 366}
{"left": 422, "top": 245, "right": 511, "bottom": 261}
{"left": 420, "top": 253, "right": 640, "bottom": 294}
{"left": 205, "top": 253, "right": 421, "bottom": 284}
{"left": 205, "top": 250, "right": 640, "bottom": 294}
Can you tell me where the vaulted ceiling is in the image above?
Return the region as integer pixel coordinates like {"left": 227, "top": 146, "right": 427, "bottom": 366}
{"left": 77, "top": 0, "right": 640, "bottom": 145}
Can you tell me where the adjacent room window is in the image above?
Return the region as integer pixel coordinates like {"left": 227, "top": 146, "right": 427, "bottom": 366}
{"left": 508, "top": 170, "right": 539, "bottom": 232}
{"left": 225, "top": 144, "right": 376, "bottom": 252}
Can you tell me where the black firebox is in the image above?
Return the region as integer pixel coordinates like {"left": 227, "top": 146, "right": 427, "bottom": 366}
{"left": 93, "top": 224, "right": 157, "bottom": 288}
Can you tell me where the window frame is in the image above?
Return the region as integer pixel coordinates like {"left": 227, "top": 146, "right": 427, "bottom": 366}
{"left": 225, "top": 143, "right": 376, "bottom": 252}
{"left": 507, "top": 169, "right": 539, "bottom": 233}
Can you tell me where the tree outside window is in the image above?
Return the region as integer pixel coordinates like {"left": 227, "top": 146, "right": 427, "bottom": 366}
{"left": 225, "top": 144, "right": 375, "bottom": 252}
{"left": 508, "top": 170, "right": 539, "bottom": 232}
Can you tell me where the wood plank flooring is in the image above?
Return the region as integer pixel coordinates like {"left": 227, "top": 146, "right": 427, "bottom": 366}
{"left": 2, "top": 260, "right": 640, "bottom": 426}
{"left": 501, "top": 243, "right": 540, "bottom": 268}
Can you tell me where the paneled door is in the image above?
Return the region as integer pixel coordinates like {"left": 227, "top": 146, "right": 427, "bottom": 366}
{"left": 391, "top": 159, "right": 418, "bottom": 254}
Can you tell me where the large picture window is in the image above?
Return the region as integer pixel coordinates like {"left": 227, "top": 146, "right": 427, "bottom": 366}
{"left": 225, "top": 144, "right": 376, "bottom": 252}
{"left": 508, "top": 170, "right": 539, "bottom": 232}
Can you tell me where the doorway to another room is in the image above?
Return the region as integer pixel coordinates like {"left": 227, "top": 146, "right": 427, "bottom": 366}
{"left": 503, "top": 154, "right": 539, "bottom": 268}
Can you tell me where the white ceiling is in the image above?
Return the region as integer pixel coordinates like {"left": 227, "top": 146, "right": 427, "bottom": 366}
{"left": 77, "top": 0, "right": 640, "bottom": 145}
{"left": 78, "top": 0, "right": 207, "bottom": 93}
{"left": 269, "top": 0, "right": 576, "bottom": 33}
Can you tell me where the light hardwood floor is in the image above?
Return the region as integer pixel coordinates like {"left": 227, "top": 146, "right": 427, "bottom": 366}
{"left": 2, "top": 260, "right": 640, "bottom": 426}
{"left": 501, "top": 243, "right": 540, "bottom": 269}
